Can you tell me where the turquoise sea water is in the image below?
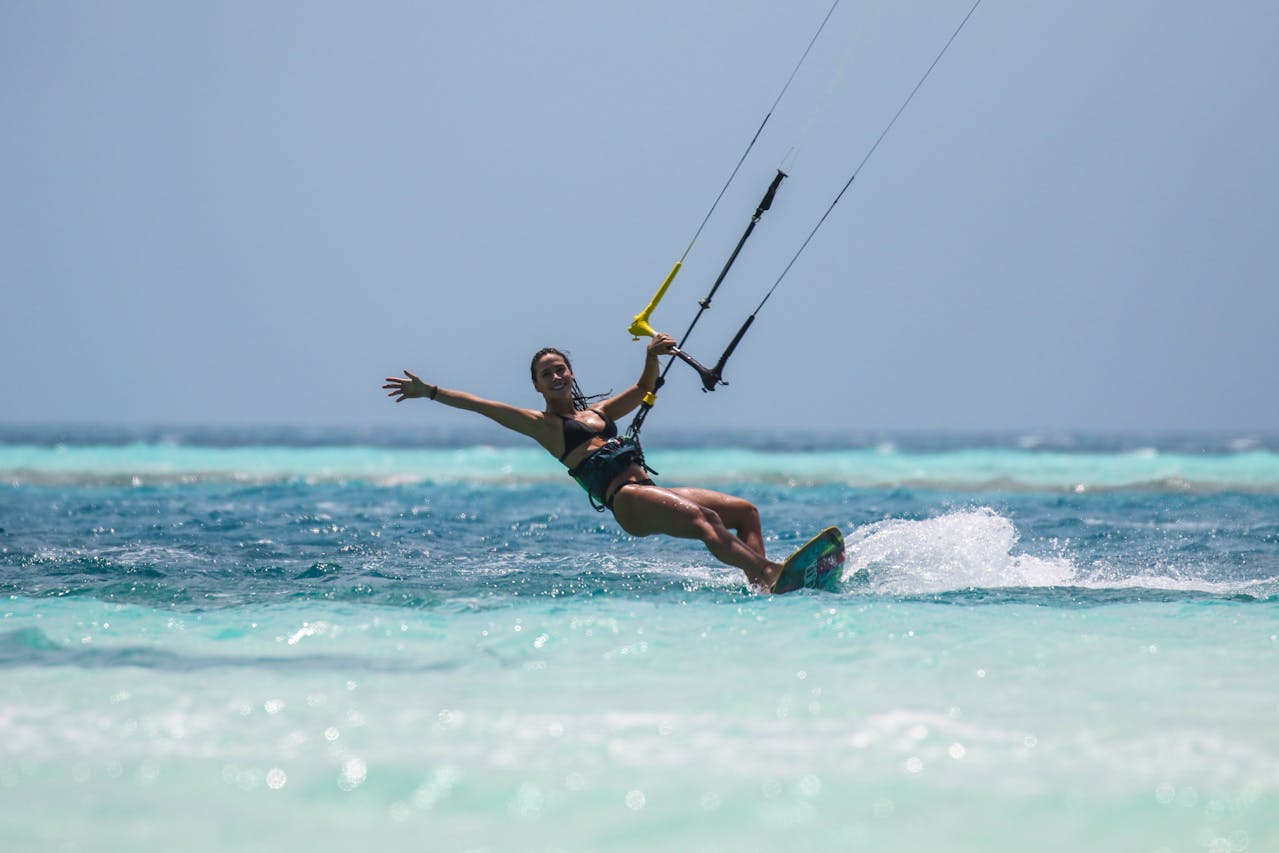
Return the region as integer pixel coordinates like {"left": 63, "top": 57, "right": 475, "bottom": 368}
{"left": 2, "top": 427, "right": 1277, "bottom": 851}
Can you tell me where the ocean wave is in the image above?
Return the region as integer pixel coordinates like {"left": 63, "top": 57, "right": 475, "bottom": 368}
{"left": 6, "top": 443, "right": 1279, "bottom": 493}
{"left": 7, "top": 524, "right": 1274, "bottom": 609}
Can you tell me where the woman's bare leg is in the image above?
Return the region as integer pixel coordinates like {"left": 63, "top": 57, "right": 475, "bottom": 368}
{"left": 611, "top": 484, "right": 781, "bottom": 589}
{"left": 667, "top": 487, "right": 766, "bottom": 556}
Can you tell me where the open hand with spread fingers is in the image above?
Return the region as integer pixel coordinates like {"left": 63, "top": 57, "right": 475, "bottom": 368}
{"left": 382, "top": 370, "right": 436, "bottom": 403}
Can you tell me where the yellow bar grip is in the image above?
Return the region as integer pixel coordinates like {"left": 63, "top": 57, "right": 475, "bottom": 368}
{"left": 641, "top": 391, "right": 657, "bottom": 407}
{"left": 628, "top": 261, "right": 682, "bottom": 339}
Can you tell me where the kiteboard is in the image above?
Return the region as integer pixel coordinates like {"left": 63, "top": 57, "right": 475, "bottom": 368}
{"left": 771, "top": 526, "right": 845, "bottom": 594}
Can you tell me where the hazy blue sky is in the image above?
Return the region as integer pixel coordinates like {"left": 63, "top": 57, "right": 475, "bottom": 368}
{"left": 4, "top": 1, "right": 1276, "bottom": 432}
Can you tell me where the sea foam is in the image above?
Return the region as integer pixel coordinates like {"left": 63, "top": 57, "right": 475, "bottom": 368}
{"left": 844, "top": 508, "right": 1075, "bottom": 594}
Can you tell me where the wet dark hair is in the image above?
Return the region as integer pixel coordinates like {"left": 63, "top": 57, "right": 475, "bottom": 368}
{"left": 529, "top": 347, "right": 607, "bottom": 411}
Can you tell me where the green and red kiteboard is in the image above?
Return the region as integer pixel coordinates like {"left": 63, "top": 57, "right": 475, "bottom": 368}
{"left": 771, "top": 526, "right": 845, "bottom": 594}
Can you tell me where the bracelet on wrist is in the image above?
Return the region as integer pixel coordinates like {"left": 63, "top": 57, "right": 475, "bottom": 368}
{"left": 429, "top": 385, "right": 439, "bottom": 400}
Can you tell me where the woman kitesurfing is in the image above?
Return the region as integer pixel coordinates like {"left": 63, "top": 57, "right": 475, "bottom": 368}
{"left": 383, "top": 333, "right": 788, "bottom": 591}
{"left": 383, "top": 0, "right": 981, "bottom": 593}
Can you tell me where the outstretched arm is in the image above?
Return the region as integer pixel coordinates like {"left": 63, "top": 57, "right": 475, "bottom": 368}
{"left": 599, "top": 333, "right": 677, "bottom": 420}
{"left": 383, "top": 370, "right": 546, "bottom": 440}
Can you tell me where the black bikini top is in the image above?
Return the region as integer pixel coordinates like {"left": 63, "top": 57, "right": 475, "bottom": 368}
{"left": 558, "top": 409, "right": 617, "bottom": 462}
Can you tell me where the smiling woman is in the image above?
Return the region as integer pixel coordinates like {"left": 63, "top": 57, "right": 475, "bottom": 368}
{"left": 383, "top": 333, "right": 788, "bottom": 590}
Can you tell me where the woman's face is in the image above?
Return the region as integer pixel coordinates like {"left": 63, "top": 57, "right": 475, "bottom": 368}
{"left": 532, "top": 352, "right": 573, "bottom": 397}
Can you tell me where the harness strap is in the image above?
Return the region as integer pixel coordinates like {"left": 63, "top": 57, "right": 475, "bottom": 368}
{"left": 569, "top": 436, "right": 659, "bottom": 512}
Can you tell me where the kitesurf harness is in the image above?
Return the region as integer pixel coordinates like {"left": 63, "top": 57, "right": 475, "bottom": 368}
{"left": 623, "top": 0, "right": 984, "bottom": 444}
{"left": 561, "top": 410, "right": 658, "bottom": 512}
{"left": 569, "top": 436, "right": 658, "bottom": 513}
